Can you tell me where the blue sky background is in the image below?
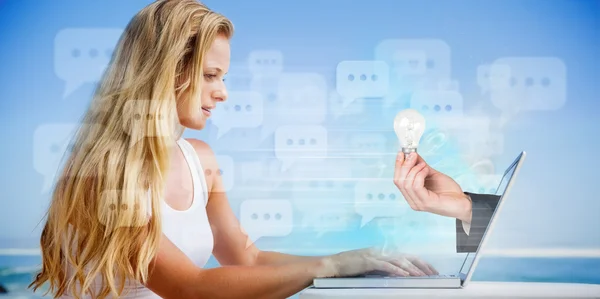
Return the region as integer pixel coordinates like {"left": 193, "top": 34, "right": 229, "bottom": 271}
{"left": 0, "top": 0, "right": 599, "bottom": 258}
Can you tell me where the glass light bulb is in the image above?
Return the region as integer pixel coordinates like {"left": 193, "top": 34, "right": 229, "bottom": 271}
{"left": 393, "top": 108, "right": 426, "bottom": 155}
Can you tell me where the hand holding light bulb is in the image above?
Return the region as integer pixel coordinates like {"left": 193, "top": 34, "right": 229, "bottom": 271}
{"left": 392, "top": 109, "right": 473, "bottom": 224}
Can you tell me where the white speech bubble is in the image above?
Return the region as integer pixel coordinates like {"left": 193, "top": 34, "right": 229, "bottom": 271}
{"left": 375, "top": 39, "right": 452, "bottom": 104}
{"left": 436, "top": 78, "right": 460, "bottom": 92}
{"left": 258, "top": 73, "right": 328, "bottom": 141}
{"left": 465, "top": 130, "right": 504, "bottom": 159}
{"left": 121, "top": 100, "right": 171, "bottom": 146}
{"left": 348, "top": 133, "right": 387, "bottom": 156}
{"left": 328, "top": 90, "right": 365, "bottom": 119}
{"left": 477, "top": 64, "right": 492, "bottom": 95}
{"left": 98, "top": 189, "right": 151, "bottom": 229}
{"left": 290, "top": 178, "right": 355, "bottom": 213}
{"left": 489, "top": 57, "right": 567, "bottom": 113}
{"left": 207, "top": 127, "right": 263, "bottom": 151}
{"left": 33, "top": 123, "right": 78, "bottom": 194}
{"left": 247, "top": 50, "right": 284, "bottom": 77}
{"left": 274, "top": 125, "right": 328, "bottom": 171}
{"left": 201, "top": 155, "right": 234, "bottom": 193}
{"left": 467, "top": 159, "right": 496, "bottom": 176}
{"left": 303, "top": 209, "right": 352, "bottom": 238}
{"left": 54, "top": 28, "right": 123, "bottom": 99}
{"left": 410, "top": 90, "right": 464, "bottom": 118}
{"left": 336, "top": 60, "right": 390, "bottom": 105}
{"left": 354, "top": 180, "right": 410, "bottom": 228}
{"left": 391, "top": 50, "right": 428, "bottom": 76}
{"left": 276, "top": 72, "right": 327, "bottom": 122}
{"left": 240, "top": 199, "right": 293, "bottom": 246}
{"left": 210, "top": 91, "right": 264, "bottom": 138}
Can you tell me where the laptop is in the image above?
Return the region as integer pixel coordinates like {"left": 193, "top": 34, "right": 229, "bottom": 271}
{"left": 313, "top": 151, "right": 527, "bottom": 289}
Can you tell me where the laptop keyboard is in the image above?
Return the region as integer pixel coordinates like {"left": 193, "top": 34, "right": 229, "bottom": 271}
{"left": 362, "top": 274, "right": 457, "bottom": 278}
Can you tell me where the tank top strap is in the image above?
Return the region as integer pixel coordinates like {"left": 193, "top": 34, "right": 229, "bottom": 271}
{"left": 176, "top": 138, "right": 210, "bottom": 207}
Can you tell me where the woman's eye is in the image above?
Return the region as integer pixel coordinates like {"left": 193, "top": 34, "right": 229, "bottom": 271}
{"left": 204, "top": 74, "right": 217, "bottom": 79}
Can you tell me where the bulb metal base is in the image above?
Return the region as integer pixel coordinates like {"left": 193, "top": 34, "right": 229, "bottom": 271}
{"left": 401, "top": 147, "right": 417, "bottom": 157}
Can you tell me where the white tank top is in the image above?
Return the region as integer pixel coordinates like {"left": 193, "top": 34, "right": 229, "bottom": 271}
{"left": 62, "top": 138, "right": 214, "bottom": 298}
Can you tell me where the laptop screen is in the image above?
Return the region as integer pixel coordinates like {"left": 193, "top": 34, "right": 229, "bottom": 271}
{"left": 458, "top": 153, "right": 522, "bottom": 276}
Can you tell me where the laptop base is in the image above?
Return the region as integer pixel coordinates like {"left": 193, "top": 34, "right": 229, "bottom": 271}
{"left": 313, "top": 275, "right": 462, "bottom": 289}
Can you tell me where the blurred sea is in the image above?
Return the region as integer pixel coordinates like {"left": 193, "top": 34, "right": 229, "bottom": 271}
{"left": 1, "top": 255, "right": 599, "bottom": 298}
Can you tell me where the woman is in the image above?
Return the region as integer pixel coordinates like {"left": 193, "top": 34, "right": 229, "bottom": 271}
{"left": 29, "top": 1, "right": 442, "bottom": 298}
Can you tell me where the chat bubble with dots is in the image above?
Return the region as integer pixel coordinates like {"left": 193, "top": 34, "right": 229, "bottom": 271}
{"left": 477, "top": 64, "right": 494, "bottom": 95}
{"left": 98, "top": 189, "right": 151, "bottom": 230}
{"left": 54, "top": 28, "right": 123, "bottom": 99}
{"left": 275, "top": 72, "right": 328, "bottom": 123}
{"left": 375, "top": 39, "right": 451, "bottom": 107}
{"left": 207, "top": 127, "right": 263, "bottom": 152}
{"left": 200, "top": 155, "right": 234, "bottom": 193}
{"left": 302, "top": 209, "right": 353, "bottom": 238}
{"left": 288, "top": 160, "right": 355, "bottom": 212}
{"left": 121, "top": 100, "right": 172, "bottom": 146}
{"left": 240, "top": 199, "right": 293, "bottom": 247}
{"left": 238, "top": 158, "right": 285, "bottom": 190}
{"left": 210, "top": 91, "right": 264, "bottom": 138}
{"left": 336, "top": 60, "right": 390, "bottom": 106}
{"left": 489, "top": 57, "right": 567, "bottom": 113}
{"left": 391, "top": 50, "right": 428, "bottom": 76}
{"left": 348, "top": 133, "right": 388, "bottom": 156}
{"left": 464, "top": 130, "right": 505, "bottom": 159}
{"left": 354, "top": 180, "right": 410, "bottom": 228}
{"left": 328, "top": 90, "right": 365, "bottom": 120}
{"left": 274, "top": 125, "right": 328, "bottom": 171}
{"left": 410, "top": 90, "right": 464, "bottom": 119}
{"left": 247, "top": 50, "right": 284, "bottom": 77}
{"left": 33, "top": 123, "right": 79, "bottom": 194}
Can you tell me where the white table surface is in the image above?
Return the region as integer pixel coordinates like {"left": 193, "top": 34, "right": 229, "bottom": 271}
{"left": 299, "top": 281, "right": 600, "bottom": 298}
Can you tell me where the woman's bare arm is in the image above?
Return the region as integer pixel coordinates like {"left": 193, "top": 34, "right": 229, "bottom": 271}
{"left": 145, "top": 233, "right": 334, "bottom": 299}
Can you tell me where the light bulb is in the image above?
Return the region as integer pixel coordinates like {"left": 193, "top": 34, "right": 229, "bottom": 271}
{"left": 393, "top": 108, "right": 426, "bottom": 156}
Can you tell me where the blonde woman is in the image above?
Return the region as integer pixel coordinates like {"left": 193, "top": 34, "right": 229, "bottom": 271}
{"left": 29, "top": 1, "right": 440, "bottom": 298}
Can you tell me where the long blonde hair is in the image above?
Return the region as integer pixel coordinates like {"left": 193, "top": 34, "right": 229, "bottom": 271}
{"left": 30, "top": 1, "right": 233, "bottom": 298}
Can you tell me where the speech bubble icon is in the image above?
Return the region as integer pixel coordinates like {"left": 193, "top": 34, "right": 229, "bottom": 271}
{"left": 98, "top": 189, "right": 150, "bottom": 230}
{"left": 466, "top": 130, "right": 505, "bottom": 159}
{"left": 290, "top": 178, "right": 355, "bottom": 213}
{"left": 490, "top": 57, "right": 567, "bottom": 112}
{"left": 328, "top": 90, "right": 365, "bottom": 120}
{"left": 239, "top": 158, "right": 285, "bottom": 191}
{"left": 477, "top": 64, "right": 492, "bottom": 95}
{"left": 33, "top": 123, "right": 78, "bottom": 194}
{"left": 274, "top": 125, "right": 328, "bottom": 171}
{"left": 247, "top": 50, "right": 284, "bottom": 77}
{"left": 391, "top": 50, "right": 427, "bottom": 76}
{"left": 121, "top": 99, "right": 171, "bottom": 146}
{"left": 207, "top": 127, "right": 263, "bottom": 152}
{"left": 240, "top": 199, "right": 293, "bottom": 247}
{"left": 201, "top": 155, "right": 234, "bottom": 193}
{"left": 437, "top": 78, "right": 460, "bottom": 92}
{"left": 354, "top": 180, "right": 410, "bottom": 228}
{"left": 348, "top": 133, "right": 387, "bottom": 156}
{"left": 410, "top": 90, "right": 464, "bottom": 118}
{"left": 54, "top": 28, "right": 123, "bottom": 99}
{"left": 336, "top": 60, "right": 389, "bottom": 106}
{"left": 210, "top": 91, "right": 264, "bottom": 138}
{"left": 375, "top": 39, "right": 452, "bottom": 97}
{"left": 312, "top": 209, "right": 352, "bottom": 238}
{"left": 275, "top": 72, "right": 328, "bottom": 122}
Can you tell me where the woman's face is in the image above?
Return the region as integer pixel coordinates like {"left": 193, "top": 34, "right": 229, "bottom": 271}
{"left": 177, "top": 34, "right": 230, "bottom": 130}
